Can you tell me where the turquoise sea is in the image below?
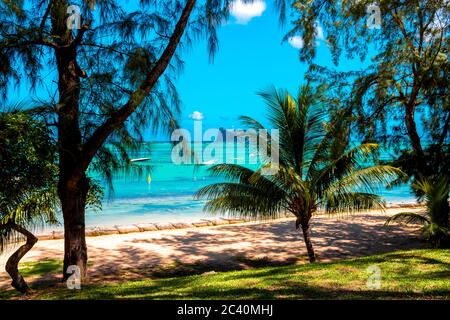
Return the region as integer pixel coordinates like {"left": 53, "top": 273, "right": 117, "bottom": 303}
{"left": 76, "top": 142, "right": 416, "bottom": 229}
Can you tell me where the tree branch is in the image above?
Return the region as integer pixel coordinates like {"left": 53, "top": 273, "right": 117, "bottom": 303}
{"left": 439, "top": 112, "right": 450, "bottom": 146}
{"left": 39, "top": 0, "right": 54, "bottom": 40}
{"left": 0, "top": 38, "right": 58, "bottom": 49}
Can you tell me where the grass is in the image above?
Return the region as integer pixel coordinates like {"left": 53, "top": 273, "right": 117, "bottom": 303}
{"left": 1, "top": 249, "right": 449, "bottom": 300}
{"left": 15, "top": 260, "right": 62, "bottom": 278}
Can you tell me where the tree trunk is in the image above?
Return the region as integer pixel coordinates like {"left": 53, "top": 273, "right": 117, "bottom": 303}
{"left": 404, "top": 102, "right": 428, "bottom": 177}
{"left": 51, "top": 0, "right": 89, "bottom": 280}
{"left": 58, "top": 175, "right": 89, "bottom": 281}
{"left": 55, "top": 42, "right": 87, "bottom": 280}
{"left": 4, "top": 223, "right": 38, "bottom": 293}
{"left": 300, "top": 223, "right": 316, "bottom": 263}
{"left": 434, "top": 197, "right": 450, "bottom": 229}
{"left": 405, "top": 108, "right": 423, "bottom": 155}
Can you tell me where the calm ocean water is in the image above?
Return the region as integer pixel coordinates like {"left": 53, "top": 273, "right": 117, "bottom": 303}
{"left": 77, "top": 142, "right": 416, "bottom": 229}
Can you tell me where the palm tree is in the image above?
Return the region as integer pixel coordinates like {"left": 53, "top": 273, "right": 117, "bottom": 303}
{"left": 196, "top": 85, "right": 404, "bottom": 262}
{"left": 386, "top": 176, "right": 449, "bottom": 248}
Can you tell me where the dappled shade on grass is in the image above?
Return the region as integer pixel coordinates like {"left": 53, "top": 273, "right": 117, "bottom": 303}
{"left": 16, "top": 260, "right": 62, "bottom": 279}
{"left": 1, "top": 249, "right": 449, "bottom": 300}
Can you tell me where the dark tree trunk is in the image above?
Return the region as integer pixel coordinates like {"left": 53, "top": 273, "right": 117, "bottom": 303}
{"left": 55, "top": 42, "right": 87, "bottom": 280}
{"left": 58, "top": 175, "right": 89, "bottom": 280}
{"left": 434, "top": 197, "right": 450, "bottom": 229}
{"left": 4, "top": 223, "right": 38, "bottom": 293}
{"left": 405, "top": 104, "right": 423, "bottom": 158}
{"left": 51, "top": 0, "right": 88, "bottom": 280}
{"left": 404, "top": 103, "right": 430, "bottom": 177}
{"left": 300, "top": 223, "right": 316, "bottom": 263}
{"left": 404, "top": 96, "right": 430, "bottom": 179}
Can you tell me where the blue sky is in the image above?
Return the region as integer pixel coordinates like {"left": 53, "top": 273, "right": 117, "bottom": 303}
{"left": 174, "top": 1, "right": 316, "bottom": 137}
{"left": 170, "top": 0, "right": 368, "bottom": 141}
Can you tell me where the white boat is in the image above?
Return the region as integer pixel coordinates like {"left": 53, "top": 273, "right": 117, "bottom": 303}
{"left": 130, "top": 157, "right": 151, "bottom": 163}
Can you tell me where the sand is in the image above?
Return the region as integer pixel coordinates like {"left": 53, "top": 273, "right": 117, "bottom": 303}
{"left": 0, "top": 207, "right": 424, "bottom": 288}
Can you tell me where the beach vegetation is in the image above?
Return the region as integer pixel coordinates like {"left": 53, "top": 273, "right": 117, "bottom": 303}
{"left": 0, "top": 110, "right": 59, "bottom": 293}
{"left": 0, "top": 0, "right": 229, "bottom": 280}
{"left": 386, "top": 176, "right": 449, "bottom": 248}
{"left": 196, "top": 84, "right": 404, "bottom": 262}
{"left": 287, "top": 0, "right": 449, "bottom": 236}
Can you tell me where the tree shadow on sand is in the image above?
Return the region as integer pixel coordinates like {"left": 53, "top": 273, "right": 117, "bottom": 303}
{"left": 0, "top": 214, "right": 428, "bottom": 296}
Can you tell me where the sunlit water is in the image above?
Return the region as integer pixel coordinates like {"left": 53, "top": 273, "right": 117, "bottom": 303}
{"left": 44, "top": 142, "right": 416, "bottom": 232}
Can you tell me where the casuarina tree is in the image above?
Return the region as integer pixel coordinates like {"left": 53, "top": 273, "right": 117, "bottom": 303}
{"left": 0, "top": 0, "right": 232, "bottom": 281}
{"left": 283, "top": 0, "right": 449, "bottom": 231}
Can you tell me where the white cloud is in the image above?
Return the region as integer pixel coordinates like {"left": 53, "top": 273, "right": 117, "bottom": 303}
{"left": 424, "top": 8, "right": 446, "bottom": 42}
{"left": 288, "top": 36, "right": 304, "bottom": 49}
{"left": 316, "top": 24, "right": 324, "bottom": 40}
{"left": 230, "top": 0, "right": 266, "bottom": 24}
{"left": 189, "top": 111, "right": 204, "bottom": 121}
{"left": 288, "top": 22, "right": 325, "bottom": 49}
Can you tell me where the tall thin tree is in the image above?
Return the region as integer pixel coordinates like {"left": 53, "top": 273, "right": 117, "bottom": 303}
{"left": 0, "top": 0, "right": 231, "bottom": 280}
{"left": 282, "top": 0, "right": 449, "bottom": 228}
{"left": 281, "top": 0, "right": 449, "bottom": 172}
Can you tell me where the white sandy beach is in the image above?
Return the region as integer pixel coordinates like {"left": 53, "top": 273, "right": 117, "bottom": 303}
{"left": 0, "top": 207, "right": 425, "bottom": 289}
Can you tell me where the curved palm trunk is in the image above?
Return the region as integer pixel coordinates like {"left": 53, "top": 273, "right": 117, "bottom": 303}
{"left": 300, "top": 223, "right": 316, "bottom": 263}
{"left": 4, "top": 223, "right": 38, "bottom": 293}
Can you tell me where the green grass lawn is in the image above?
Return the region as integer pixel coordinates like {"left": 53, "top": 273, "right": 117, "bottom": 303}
{"left": 1, "top": 249, "right": 449, "bottom": 300}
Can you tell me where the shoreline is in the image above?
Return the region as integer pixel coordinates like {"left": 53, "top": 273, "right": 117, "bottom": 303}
{"left": 36, "top": 202, "right": 423, "bottom": 240}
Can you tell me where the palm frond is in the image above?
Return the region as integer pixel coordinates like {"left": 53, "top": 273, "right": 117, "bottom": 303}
{"left": 206, "top": 163, "right": 258, "bottom": 182}
{"left": 322, "top": 192, "right": 386, "bottom": 215}
{"left": 238, "top": 115, "right": 266, "bottom": 131}
{"left": 257, "top": 84, "right": 326, "bottom": 175}
{"left": 311, "top": 143, "right": 381, "bottom": 193}
{"left": 385, "top": 212, "right": 430, "bottom": 226}
{"left": 420, "top": 223, "right": 449, "bottom": 247}
{"left": 196, "top": 182, "right": 287, "bottom": 219}
{"left": 0, "top": 187, "right": 59, "bottom": 253}
{"left": 198, "top": 85, "right": 402, "bottom": 230}
{"left": 412, "top": 176, "right": 449, "bottom": 225}
{"left": 323, "top": 165, "right": 405, "bottom": 196}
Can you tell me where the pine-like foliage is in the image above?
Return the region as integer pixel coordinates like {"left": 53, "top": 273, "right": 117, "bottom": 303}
{"left": 285, "top": 0, "right": 449, "bottom": 177}
{"left": 0, "top": 0, "right": 234, "bottom": 187}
